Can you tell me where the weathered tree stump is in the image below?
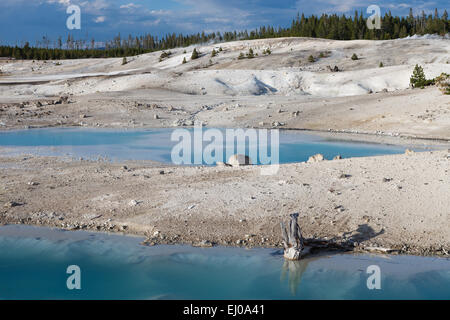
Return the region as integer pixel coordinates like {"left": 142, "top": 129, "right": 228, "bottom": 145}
{"left": 280, "top": 213, "right": 304, "bottom": 260}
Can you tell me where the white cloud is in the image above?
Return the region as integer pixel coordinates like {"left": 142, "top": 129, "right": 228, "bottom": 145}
{"left": 120, "top": 3, "right": 141, "bottom": 10}
{"left": 94, "top": 15, "right": 105, "bottom": 23}
{"left": 46, "top": 0, "right": 71, "bottom": 5}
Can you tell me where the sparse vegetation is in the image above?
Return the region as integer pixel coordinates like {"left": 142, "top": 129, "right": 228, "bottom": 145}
{"left": 160, "top": 51, "right": 171, "bottom": 60}
{"left": 262, "top": 48, "right": 272, "bottom": 55}
{"left": 435, "top": 73, "right": 450, "bottom": 94}
{"left": 318, "top": 51, "right": 331, "bottom": 59}
{"left": 351, "top": 53, "right": 359, "bottom": 60}
{"left": 308, "top": 55, "right": 315, "bottom": 63}
{"left": 246, "top": 48, "right": 255, "bottom": 59}
{"left": 237, "top": 49, "right": 257, "bottom": 60}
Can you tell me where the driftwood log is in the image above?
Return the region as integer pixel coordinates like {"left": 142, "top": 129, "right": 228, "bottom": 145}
{"left": 280, "top": 213, "right": 304, "bottom": 260}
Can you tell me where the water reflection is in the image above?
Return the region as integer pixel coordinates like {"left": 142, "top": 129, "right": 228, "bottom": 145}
{"left": 281, "top": 259, "right": 309, "bottom": 295}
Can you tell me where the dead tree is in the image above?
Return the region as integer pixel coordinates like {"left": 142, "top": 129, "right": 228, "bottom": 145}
{"left": 280, "top": 213, "right": 304, "bottom": 260}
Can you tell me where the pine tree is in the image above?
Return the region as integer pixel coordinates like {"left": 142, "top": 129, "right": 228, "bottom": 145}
{"left": 351, "top": 53, "right": 359, "bottom": 60}
{"left": 122, "top": 57, "right": 127, "bottom": 65}
{"left": 410, "top": 64, "right": 431, "bottom": 88}
{"left": 182, "top": 57, "right": 187, "bottom": 64}
{"left": 191, "top": 48, "right": 199, "bottom": 60}
{"left": 211, "top": 49, "right": 217, "bottom": 57}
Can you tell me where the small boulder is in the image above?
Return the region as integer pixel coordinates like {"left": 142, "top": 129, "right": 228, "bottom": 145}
{"left": 307, "top": 154, "right": 324, "bottom": 163}
{"left": 227, "top": 154, "right": 252, "bottom": 167}
{"left": 194, "top": 240, "right": 213, "bottom": 247}
{"left": 129, "top": 200, "right": 140, "bottom": 206}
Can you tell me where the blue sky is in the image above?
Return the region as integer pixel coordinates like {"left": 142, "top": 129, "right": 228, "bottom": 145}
{"left": 0, "top": 0, "right": 448, "bottom": 45}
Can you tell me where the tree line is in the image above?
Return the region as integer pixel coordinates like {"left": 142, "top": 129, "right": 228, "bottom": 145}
{"left": 0, "top": 9, "right": 448, "bottom": 60}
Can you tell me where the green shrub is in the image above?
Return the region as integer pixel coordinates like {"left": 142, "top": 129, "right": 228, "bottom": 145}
{"left": 308, "top": 55, "right": 315, "bottom": 63}
{"left": 182, "top": 57, "right": 187, "bottom": 64}
{"left": 379, "top": 62, "right": 384, "bottom": 68}
{"left": 211, "top": 49, "right": 217, "bottom": 57}
{"left": 351, "top": 53, "right": 358, "bottom": 60}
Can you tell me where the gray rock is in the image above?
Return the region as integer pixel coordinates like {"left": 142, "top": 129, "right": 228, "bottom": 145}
{"left": 194, "top": 240, "right": 213, "bottom": 247}
{"left": 4, "top": 201, "right": 22, "bottom": 208}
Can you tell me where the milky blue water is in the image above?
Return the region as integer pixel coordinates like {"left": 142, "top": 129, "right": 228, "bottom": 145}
{"left": 0, "top": 128, "right": 420, "bottom": 164}
{"left": 0, "top": 225, "right": 449, "bottom": 300}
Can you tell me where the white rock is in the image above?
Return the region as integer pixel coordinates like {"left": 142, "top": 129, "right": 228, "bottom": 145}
{"left": 129, "top": 200, "right": 140, "bottom": 206}
{"left": 307, "top": 154, "right": 324, "bottom": 163}
{"left": 227, "top": 154, "right": 252, "bottom": 167}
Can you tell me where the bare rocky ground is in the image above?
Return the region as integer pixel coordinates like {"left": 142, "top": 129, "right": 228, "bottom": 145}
{"left": 0, "top": 37, "right": 449, "bottom": 256}
{"left": 0, "top": 149, "right": 449, "bottom": 256}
